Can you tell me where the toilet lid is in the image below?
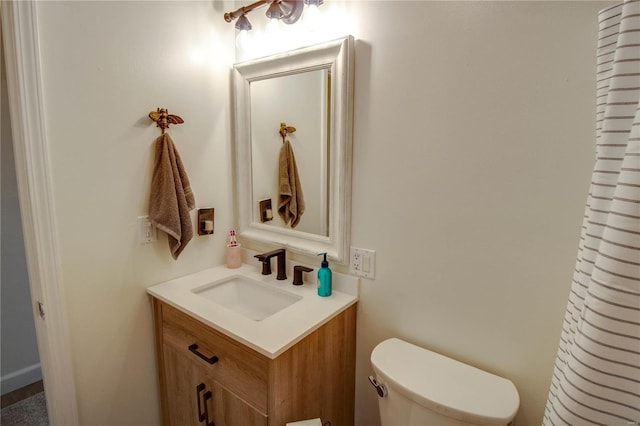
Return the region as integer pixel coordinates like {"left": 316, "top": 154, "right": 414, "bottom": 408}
{"left": 370, "top": 338, "right": 519, "bottom": 425}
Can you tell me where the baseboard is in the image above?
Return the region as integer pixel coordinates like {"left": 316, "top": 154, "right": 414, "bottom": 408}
{"left": 1, "top": 363, "right": 42, "bottom": 395}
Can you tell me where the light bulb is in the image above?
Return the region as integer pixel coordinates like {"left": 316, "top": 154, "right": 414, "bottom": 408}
{"left": 304, "top": 4, "right": 320, "bottom": 31}
{"left": 265, "top": 17, "right": 284, "bottom": 51}
{"left": 236, "top": 29, "right": 250, "bottom": 50}
{"left": 266, "top": 17, "right": 281, "bottom": 36}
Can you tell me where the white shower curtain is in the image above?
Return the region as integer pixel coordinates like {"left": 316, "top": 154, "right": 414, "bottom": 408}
{"left": 544, "top": 1, "right": 640, "bottom": 425}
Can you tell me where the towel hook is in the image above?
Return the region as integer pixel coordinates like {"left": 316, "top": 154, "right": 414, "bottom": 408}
{"left": 149, "top": 108, "right": 184, "bottom": 134}
{"left": 279, "top": 122, "right": 296, "bottom": 144}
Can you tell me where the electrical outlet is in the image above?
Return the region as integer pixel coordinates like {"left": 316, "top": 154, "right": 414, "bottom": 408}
{"left": 349, "top": 247, "right": 376, "bottom": 279}
{"left": 138, "top": 216, "right": 157, "bottom": 244}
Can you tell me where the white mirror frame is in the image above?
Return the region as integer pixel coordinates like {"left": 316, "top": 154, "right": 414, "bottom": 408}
{"left": 233, "top": 36, "right": 354, "bottom": 262}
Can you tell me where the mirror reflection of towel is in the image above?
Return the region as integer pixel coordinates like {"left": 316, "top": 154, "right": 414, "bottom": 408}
{"left": 278, "top": 140, "right": 305, "bottom": 228}
{"left": 149, "top": 133, "right": 195, "bottom": 259}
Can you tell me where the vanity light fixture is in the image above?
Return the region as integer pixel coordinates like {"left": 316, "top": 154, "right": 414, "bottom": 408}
{"left": 234, "top": 14, "right": 252, "bottom": 49}
{"left": 265, "top": 1, "right": 285, "bottom": 20}
{"left": 224, "top": 0, "right": 319, "bottom": 32}
{"left": 235, "top": 14, "right": 252, "bottom": 32}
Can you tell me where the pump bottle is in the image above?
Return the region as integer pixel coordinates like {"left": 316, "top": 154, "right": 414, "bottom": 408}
{"left": 317, "top": 253, "right": 332, "bottom": 297}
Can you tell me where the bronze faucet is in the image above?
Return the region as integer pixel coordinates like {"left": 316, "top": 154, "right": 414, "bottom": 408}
{"left": 254, "top": 248, "right": 287, "bottom": 280}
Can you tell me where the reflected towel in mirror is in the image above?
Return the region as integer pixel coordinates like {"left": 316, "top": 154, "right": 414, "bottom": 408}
{"left": 149, "top": 133, "right": 195, "bottom": 259}
{"left": 278, "top": 140, "right": 305, "bottom": 228}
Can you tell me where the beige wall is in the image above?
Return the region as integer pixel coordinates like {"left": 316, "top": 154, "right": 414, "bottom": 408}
{"left": 35, "top": 1, "right": 234, "bottom": 424}
{"left": 239, "top": 1, "right": 612, "bottom": 424}
{"left": 29, "top": 1, "right": 611, "bottom": 425}
{"left": 343, "top": 2, "right": 611, "bottom": 425}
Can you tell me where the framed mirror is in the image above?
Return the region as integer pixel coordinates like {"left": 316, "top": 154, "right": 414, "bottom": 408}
{"left": 233, "top": 36, "right": 354, "bottom": 262}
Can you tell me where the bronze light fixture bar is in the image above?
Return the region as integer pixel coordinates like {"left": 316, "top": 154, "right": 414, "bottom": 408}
{"left": 225, "top": 0, "right": 323, "bottom": 30}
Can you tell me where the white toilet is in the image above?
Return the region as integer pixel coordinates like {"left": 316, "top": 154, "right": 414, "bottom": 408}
{"left": 370, "top": 338, "right": 520, "bottom": 425}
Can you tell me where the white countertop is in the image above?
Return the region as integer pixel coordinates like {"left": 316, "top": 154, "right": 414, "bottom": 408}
{"left": 147, "top": 261, "right": 359, "bottom": 359}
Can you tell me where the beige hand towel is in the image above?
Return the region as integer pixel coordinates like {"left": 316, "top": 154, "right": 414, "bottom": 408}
{"left": 149, "top": 133, "right": 195, "bottom": 259}
{"left": 278, "top": 140, "right": 305, "bottom": 228}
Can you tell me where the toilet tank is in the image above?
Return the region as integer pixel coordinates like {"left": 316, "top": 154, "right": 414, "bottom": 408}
{"left": 370, "top": 338, "right": 519, "bottom": 426}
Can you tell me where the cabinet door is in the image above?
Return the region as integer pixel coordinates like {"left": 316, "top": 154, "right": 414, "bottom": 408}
{"left": 162, "top": 344, "right": 216, "bottom": 426}
{"left": 162, "top": 344, "right": 267, "bottom": 426}
{"left": 160, "top": 302, "right": 269, "bottom": 413}
{"left": 212, "top": 381, "right": 267, "bottom": 426}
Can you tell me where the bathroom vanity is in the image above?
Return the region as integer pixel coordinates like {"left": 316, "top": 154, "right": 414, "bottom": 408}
{"left": 148, "top": 264, "right": 359, "bottom": 426}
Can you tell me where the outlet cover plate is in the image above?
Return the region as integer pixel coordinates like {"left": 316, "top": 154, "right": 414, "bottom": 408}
{"left": 349, "top": 247, "right": 376, "bottom": 279}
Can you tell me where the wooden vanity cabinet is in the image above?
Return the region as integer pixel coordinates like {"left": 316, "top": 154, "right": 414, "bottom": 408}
{"left": 152, "top": 298, "right": 357, "bottom": 426}
{"left": 161, "top": 344, "right": 267, "bottom": 426}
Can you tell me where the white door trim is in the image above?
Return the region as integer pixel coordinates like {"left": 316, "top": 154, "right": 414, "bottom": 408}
{"left": 1, "top": 1, "right": 79, "bottom": 424}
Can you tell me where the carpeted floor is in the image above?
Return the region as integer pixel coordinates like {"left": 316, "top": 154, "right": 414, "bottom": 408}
{"left": 1, "top": 392, "right": 49, "bottom": 426}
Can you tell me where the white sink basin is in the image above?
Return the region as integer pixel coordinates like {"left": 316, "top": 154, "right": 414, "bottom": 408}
{"left": 148, "top": 264, "right": 359, "bottom": 357}
{"left": 191, "top": 275, "right": 302, "bottom": 321}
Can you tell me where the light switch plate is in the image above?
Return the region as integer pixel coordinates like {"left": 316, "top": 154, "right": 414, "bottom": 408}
{"left": 349, "top": 247, "right": 376, "bottom": 279}
{"left": 138, "top": 216, "right": 157, "bottom": 244}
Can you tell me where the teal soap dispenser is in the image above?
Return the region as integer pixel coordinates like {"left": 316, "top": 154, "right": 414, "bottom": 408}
{"left": 317, "top": 253, "right": 332, "bottom": 297}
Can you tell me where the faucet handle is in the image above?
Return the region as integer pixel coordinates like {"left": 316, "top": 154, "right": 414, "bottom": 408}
{"left": 254, "top": 253, "right": 272, "bottom": 275}
{"left": 292, "top": 265, "right": 314, "bottom": 285}
{"left": 254, "top": 248, "right": 287, "bottom": 279}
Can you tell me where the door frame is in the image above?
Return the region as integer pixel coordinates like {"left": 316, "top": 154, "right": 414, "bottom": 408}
{"left": 1, "top": 1, "right": 79, "bottom": 424}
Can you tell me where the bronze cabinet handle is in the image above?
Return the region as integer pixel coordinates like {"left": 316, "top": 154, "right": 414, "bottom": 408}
{"left": 189, "top": 344, "right": 219, "bottom": 365}
{"left": 196, "top": 383, "right": 207, "bottom": 422}
{"left": 203, "top": 390, "right": 214, "bottom": 426}
{"left": 196, "top": 383, "right": 215, "bottom": 426}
